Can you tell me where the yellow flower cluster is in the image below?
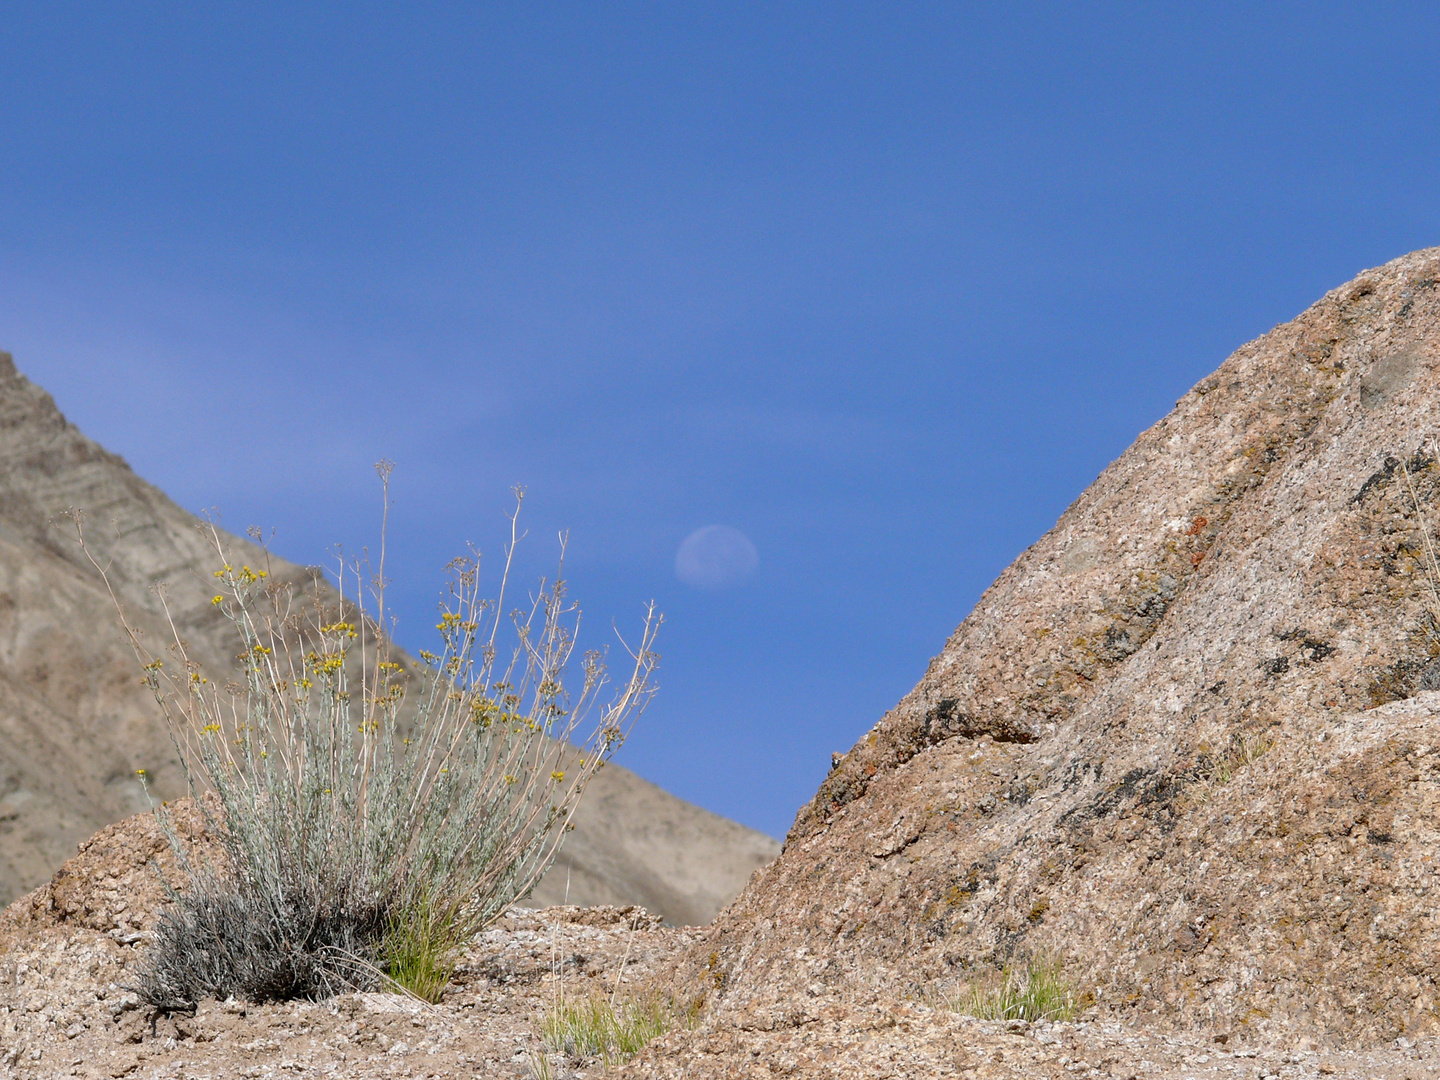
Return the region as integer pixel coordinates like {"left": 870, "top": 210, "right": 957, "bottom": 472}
{"left": 433, "top": 612, "right": 480, "bottom": 634}
{"left": 306, "top": 651, "right": 345, "bottom": 674}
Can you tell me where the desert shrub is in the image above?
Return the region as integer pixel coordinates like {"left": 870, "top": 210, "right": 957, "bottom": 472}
{"left": 139, "top": 883, "right": 384, "bottom": 1004}
{"left": 951, "top": 955, "right": 1075, "bottom": 1023}
{"left": 72, "top": 478, "right": 659, "bottom": 1007}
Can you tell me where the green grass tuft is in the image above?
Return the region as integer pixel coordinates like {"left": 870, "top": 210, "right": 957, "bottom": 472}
{"left": 531, "top": 992, "right": 676, "bottom": 1075}
{"left": 1211, "top": 732, "right": 1274, "bottom": 785}
{"left": 380, "top": 894, "right": 463, "bottom": 1003}
{"left": 952, "top": 955, "right": 1075, "bottom": 1023}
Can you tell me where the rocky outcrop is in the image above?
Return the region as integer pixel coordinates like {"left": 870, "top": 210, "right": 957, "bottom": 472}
{"left": 13, "top": 250, "right": 1440, "bottom": 1075}
{"left": 0, "top": 352, "right": 777, "bottom": 923}
{"left": 653, "top": 249, "right": 1440, "bottom": 1053}
{"left": 4, "top": 809, "right": 1434, "bottom": 1077}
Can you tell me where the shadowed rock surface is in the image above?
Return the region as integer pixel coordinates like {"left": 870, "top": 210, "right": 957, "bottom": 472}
{"left": 630, "top": 248, "right": 1440, "bottom": 1068}
{"left": 0, "top": 350, "right": 777, "bottom": 924}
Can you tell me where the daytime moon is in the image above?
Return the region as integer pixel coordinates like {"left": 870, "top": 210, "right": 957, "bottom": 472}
{"left": 675, "top": 525, "right": 759, "bottom": 590}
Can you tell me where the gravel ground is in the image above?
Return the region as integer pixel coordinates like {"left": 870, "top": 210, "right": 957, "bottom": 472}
{"left": 0, "top": 905, "right": 690, "bottom": 1080}
{"left": 2, "top": 902, "right": 1437, "bottom": 1080}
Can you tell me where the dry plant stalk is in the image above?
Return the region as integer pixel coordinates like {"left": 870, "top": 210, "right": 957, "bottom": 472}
{"left": 1401, "top": 447, "right": 1440, "bottom": 627}
{"left": 67, "top": 473, "right": 660, "bottom": 1005}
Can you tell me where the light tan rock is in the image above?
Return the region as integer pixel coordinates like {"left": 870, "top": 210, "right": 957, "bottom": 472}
{"left": 648, "top": 248, "right": 1440, "bottom": 1064}
{"left": 2, "top": 815, "right": 1433, "bottom": 1078}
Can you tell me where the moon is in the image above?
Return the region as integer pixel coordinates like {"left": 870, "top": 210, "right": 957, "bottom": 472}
{"left": 674, "top": 525, "right": 759, "bottom": 590}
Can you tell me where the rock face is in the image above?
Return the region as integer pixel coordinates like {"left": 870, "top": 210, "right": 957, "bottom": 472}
{"left": 16, "top": 811, "right": 1434, "bottom": 1079}
{"left": 0, "top": 806, "right": 700, "bottom": 1080}
{"left": 0, "top": 351, "right": 777, "bottom": 923}
{"left": 655, "top": 249, "right": 1440, "bottom": 1052}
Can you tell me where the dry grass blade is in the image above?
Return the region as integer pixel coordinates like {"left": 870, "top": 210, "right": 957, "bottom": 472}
{"left": 1402, "top": 455, "right": 1440, "bottom": 624}
{"left": 951, "top": 956, "right": 1076, "bottom": 1023}
{"left": 534, "top": 992, "right": 677, "bottom": 1072}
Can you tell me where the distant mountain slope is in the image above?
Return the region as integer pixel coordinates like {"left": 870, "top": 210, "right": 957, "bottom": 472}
{"left": 0, "top": 351, "right": 777, "bottom": 923}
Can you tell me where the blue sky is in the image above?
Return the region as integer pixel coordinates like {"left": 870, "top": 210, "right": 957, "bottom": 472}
{"left": 2, "top": 4, "right": 1438, "bottom": 840}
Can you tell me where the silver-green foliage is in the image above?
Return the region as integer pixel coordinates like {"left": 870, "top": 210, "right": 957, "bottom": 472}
{"left": 77, "top": 483, "right": 659, "bottom": 1005}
